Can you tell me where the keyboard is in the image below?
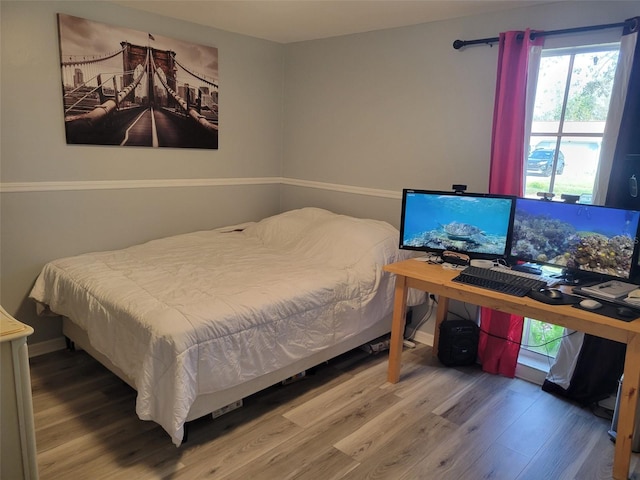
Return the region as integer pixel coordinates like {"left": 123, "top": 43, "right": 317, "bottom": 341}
{"left": 499, "top": 266, "right": 561, "bottom": 287}
{"left": 452, "top": 266, "right": 549, "bottom": 297}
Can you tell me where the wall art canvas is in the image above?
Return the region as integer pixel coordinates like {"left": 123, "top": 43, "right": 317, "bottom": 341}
{"left": 57, "top": 13, "right": 218, "bottom": 149}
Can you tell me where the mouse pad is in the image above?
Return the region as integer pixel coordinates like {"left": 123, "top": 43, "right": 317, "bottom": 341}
{"left": 527, "top": 289, "right": 583, "bottom": 305}
{"left": 573, "top": 303, "right": 640, "bottom": 322}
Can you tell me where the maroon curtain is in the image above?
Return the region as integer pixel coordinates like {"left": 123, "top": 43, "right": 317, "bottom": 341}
{"left": 478, "top": 30, "right": 544, "bottom": 378}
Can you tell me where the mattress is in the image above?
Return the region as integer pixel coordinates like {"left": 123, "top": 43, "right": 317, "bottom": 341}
{"left": 30, "top": 207, "right": 418, "bottom": 445}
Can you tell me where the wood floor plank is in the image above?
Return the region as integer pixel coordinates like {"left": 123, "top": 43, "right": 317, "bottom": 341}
{"left": 495, "top": 387, "right": 590, "bottom": 458}
{"left": 219, "top": 390, "right": 402, "bottom": 480}
{"left": 398, "top": 383, "right": 540, "bottom": 479}
{"left": 32, "top": 358, "right": 134, "bottom": 434}
{"left": 387, "top": 358, "right": 468, "bottom": 399}
{"left": 37, "top": 414, "right": 161, "bottom": 479}
{"left": 281, "top": 447, "right": 359, "bottom": 480}
{"left": 341, "top": 412, "right": 457, "bottom": 479}
{"left": 432, "top": 371, "right": 514, "bottom": 424}
{"left": 515, "top": 412, "right": 606, "bottom": 480}
{"left": 176, "top": 405, "right": 306, "bottom": 478}
{"left": 29, "top": 349, "right": 101, "bottom": 382}
{"left": 457, "top": 442, "right": 530, "bottom": 480}
{"left": 573, "top": 427, "right": 619, "bottom": 480}
{"left": 334, "top": 366, "right": 473, "bottom": 462}
{"left": 114, "top": 414, "right": 303, "bottom": 480}
{"left": 282, "top": 355, "right": 391, "bottom": 428}
{"left": 35, "top": 395, "right": 136, "bottom": 453}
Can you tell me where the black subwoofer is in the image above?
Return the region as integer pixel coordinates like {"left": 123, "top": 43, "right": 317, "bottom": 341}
{"left": 438, "top": 319, "right": 479, "bottom": 366}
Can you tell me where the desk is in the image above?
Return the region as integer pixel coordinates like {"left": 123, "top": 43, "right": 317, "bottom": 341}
{"left": 384, "top": 259, "right": 640, "bottom": 480}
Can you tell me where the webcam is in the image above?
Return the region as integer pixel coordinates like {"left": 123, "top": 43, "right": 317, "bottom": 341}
{"left": 536, "top": 192, "right": 555, "bottom": 201}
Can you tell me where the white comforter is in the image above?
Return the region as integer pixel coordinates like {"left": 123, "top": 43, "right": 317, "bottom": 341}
{"left": 30, "top": 208, "right": 415, "bottom": 445}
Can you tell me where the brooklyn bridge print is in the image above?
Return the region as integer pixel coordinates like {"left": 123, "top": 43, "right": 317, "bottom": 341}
{"left": 57, "top": 14, "right": 219, "bottom": 149}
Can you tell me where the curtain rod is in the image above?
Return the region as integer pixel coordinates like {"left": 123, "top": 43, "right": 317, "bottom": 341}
{"left": 452, "top": 17, "right": 638, "bottom": 50}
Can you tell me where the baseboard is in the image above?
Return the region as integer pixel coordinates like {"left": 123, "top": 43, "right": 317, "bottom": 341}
{"left": 28, "top": 337, "right": 66, "bottom": 358}
{"left": 413, "top": 330, "right": 434, "bottom": 347}
{"left": 514, "top": 360, "right": 547, "bottom": 386}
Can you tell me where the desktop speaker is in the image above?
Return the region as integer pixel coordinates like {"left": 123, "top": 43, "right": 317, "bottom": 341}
{"left": 438, "top": 319, "right": 479, "bottom": 367}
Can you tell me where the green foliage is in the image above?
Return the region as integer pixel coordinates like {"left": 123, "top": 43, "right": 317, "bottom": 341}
{"left": 533, "top": 49, "right": 619, "bottom": 122}
{"left": 525, "top": 180, "right": 551, "bottom": 196}
{"left": 525, "top": 177, "right": 594, "bottom": 198}
{"left": 525, "top": 320, "right": 564, "bottom": 357}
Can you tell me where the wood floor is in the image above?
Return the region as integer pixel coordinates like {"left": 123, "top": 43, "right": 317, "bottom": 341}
{"left": 31, "top": 343, "right": 640, "bottom": 480}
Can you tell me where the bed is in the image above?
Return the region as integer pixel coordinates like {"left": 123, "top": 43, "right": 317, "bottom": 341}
{"left": 30, "top": 207, "right": 422, "bottom": 445}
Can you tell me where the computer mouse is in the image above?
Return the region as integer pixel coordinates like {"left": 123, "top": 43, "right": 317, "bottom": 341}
{"left": 616, "top": 306, "right": 636, "bottom": 318}
{"left": 542, "top": 288, "right": 563, "bottom": 299}
{"left": 580, "top": 299, "right": 603, "bottom": 310}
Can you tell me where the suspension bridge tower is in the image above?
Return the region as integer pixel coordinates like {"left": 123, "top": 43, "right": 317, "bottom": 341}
{"left": 121, "top": 42, "right": 177, "bottom": 106}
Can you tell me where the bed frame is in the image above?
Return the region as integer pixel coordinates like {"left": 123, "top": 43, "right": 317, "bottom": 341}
{"left": 63, "top": 312, "right": 395, "bottom": 438}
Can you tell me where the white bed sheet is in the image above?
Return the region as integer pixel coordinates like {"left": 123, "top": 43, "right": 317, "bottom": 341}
{"left": 30, "top": 208, "right": 418, "bottom": 445}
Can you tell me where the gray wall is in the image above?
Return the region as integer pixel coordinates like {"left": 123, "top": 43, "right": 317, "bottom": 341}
{"left": 2, "top": 0, "right": 638, "bottom": 348}
{"left": 281, "top": 1, "right": 639, "bottom": 218}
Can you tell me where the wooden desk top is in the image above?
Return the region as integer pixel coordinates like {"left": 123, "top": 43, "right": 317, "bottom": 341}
{"left": 384, "top": 259, "right": 640, "bottom": 344}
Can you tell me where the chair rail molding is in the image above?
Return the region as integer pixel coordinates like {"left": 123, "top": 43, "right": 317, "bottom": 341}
{"left": 0, "top": 177, "right": 401, "bottom": 199}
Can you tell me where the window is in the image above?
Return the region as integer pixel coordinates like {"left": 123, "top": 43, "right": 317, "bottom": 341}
{"left": 522, "top": 43, "right": 620, "bottom": 360}
{"left": 525, "top": 44, "right": 620, "bottom": 203}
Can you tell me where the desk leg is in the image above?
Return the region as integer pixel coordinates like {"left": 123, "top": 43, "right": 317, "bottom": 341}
{"left": 431, "top": 296, "right": 450, "bottom": 358}
{"left": 387, "top": 275, "right": 408, "bottom": 384}
{"left": 613, "top": 331, "right": 640, "bottom": 480}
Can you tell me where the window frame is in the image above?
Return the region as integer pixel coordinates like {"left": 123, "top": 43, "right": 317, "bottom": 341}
{"left": 525, "top": 42, "right": 621, "bottom": 200}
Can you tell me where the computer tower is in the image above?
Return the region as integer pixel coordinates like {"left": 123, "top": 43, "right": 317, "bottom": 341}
{"left": 438, "top": 319, "right": 479, "bottom": 366}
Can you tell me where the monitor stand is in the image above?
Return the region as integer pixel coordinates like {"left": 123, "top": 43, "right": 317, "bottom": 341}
{"left": 558, "top": 269, "right": 604, "bottom": 287}
{"left": 510, "top": 263, "right": 608, "bottom": 287}
{"left": 511, "top": 263, "right": 543, "bottom": 275}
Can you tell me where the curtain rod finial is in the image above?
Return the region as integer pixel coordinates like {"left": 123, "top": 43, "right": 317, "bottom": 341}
{"left": 453, "top": 39, "right": 465, "bottom": 50}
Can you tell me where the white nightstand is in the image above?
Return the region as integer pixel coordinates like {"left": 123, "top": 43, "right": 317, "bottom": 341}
{"left": 1, "top": 306, "right": 38, "bottom": 480}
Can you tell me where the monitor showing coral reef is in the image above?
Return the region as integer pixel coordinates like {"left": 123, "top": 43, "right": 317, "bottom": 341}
{"left": 399, "top": 189, "right": 516, "bottom": 260}
{"left": 509, "top": 198, "right": 640, "bottom": 282}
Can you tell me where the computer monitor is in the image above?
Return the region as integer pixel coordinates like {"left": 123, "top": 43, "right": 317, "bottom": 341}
{"left": 399, "top": 189, "right": 516, "bottom": 260}
{"left": 509, "top": 198, "right": 640, "bottom": 283}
